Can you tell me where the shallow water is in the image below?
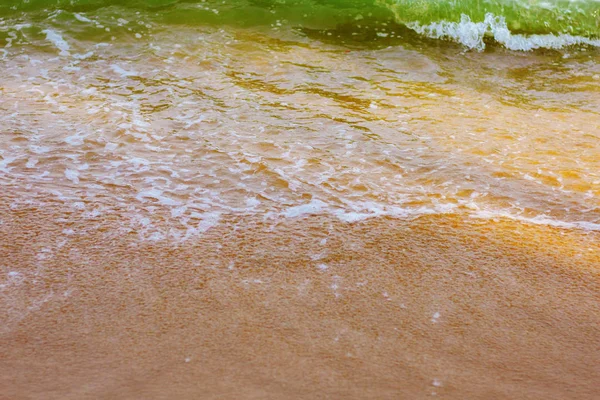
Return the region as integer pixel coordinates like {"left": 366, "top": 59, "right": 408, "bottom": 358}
{"left": 1, "top": 12, "right": 599, "bottom": 240}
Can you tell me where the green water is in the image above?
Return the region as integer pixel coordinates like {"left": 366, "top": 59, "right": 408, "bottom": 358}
{"left": 1, "top": 1, "right": 599, "bottom": 46}
{"left": 382, "top": 0, "right": 600, "bottom": 36}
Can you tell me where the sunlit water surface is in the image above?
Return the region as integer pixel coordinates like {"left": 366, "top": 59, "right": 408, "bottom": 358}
{"left": 1, "top": 14, "right": 599, "bottom": 241}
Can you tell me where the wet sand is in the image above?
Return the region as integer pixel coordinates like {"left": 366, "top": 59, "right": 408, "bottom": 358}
{"left": 1, "top": 198, "right": 599, "bottom": 399}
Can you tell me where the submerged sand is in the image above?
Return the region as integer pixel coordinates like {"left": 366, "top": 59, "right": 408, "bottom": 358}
{"left": 1, "top": 199, "right": 599, "bottom": 400}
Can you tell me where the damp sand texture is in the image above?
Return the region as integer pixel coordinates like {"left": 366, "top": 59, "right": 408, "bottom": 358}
{"left": 1, "top": 1, "right": 600, "bottom": 399}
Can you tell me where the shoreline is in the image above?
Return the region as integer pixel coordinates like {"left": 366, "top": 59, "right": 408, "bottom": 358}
{"left": 2, "top": 200, "right": 599, "bottom": 399}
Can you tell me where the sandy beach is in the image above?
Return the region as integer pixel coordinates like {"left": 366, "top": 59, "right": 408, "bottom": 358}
{"left": 2, "top": 198, "right": 599, "bottom": 399}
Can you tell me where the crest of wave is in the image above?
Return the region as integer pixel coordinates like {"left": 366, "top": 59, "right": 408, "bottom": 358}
{"left": 407, "top": 13, "right": 600, "bottom": 51}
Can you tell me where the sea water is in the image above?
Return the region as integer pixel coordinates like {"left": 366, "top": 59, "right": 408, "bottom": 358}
{"left": 1, "top": 0, "right": 599, "bottom": 240}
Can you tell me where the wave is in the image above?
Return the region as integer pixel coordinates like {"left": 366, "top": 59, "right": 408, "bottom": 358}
{"left": 1, "top": 1, "right": 599, "bottom": 51}
{"left": 406, "top": 13, "right": 600, "bottom": 50}
{"left": 382, "top": 0, "right": 600, "bottom": 50}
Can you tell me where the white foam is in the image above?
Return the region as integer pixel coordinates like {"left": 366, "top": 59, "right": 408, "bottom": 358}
{"left": 73, "top": 51, "right": 94, "bottom": 60}
{"left": 30, "top": 145, "right": 50, "bottom": 154}
{"left": 147, "top": 231, "right": 165, "bottom": 241}
{"left": 283, "top": 199, "right": 327, "bottom": 218}
{"left": 330, "top": 276, "right": 342, "bottom": 298}
{"left": 196, "top": 212, "right": 221, "bottom": 233}
{"left": 171, "top": 206, "right": 188, "bottom": 218}
{"left": 64, "top": 169, "right": 80, "bottom": 184}
{"left": 407, "top": 13, "right": 600, "bottom": 51}
{"left": 64, "top": 134, "right": 85, "bottom": 146}
{"left": 41, "top": 29, "right": 70, "bottom": 56}
{"left": 275, "top": 197, "right": 598, "bottom": 235}
{"left": 0, "top": 156, "right": 16, "bottom": 172}
{"left": 472, "top": 210, "right": 600, "bottom": 232}
{"left": 110, "top": 64, "right": 139, "bottom": 77}
{"left": 323, "top": 201, "right": 599, "bottom": 233}
{"left": 14, "top": 24, "right": 32, "bottom": 31}
{"left": 245, "top": 197, "right": 261, "bottom": 208}
{"left": 136, "top": 189, "right": 181, "bottom": 206}
{"left": 73, "top": 13, "right": 92, "bottom": 23}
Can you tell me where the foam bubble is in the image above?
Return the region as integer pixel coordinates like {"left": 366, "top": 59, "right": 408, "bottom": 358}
{"left": 41, "top": 29, "right": 70, "bottom": 56}
{"left": 64, "top": 169, "right": 80, "bottom": 184}
{"left": 64, "top": 134, "right": 85, "bottom": 146}
{"left": 73, "top": 13, "right": 92, "bottom": 23}
{"left": 283, "top": 199, "right": 327, "bottom": 218}
{"left": 110, "top": 64, "right": 139, "bottom": 77}
{"left": 136, "top": 189, "right": 181, "bottom": 206}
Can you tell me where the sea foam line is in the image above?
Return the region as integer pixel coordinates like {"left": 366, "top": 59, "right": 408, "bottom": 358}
{"left": 407, "top": 13, "right": 600, "bottom": 51}
{"left": 279, "top": 199, "right": 600, "bottom": 232}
